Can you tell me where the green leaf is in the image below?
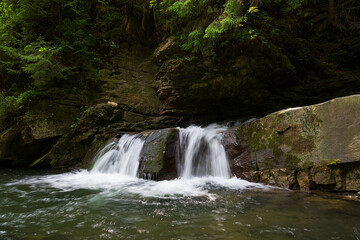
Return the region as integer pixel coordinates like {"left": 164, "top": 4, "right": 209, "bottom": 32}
{"left": 248, "top": 6, "right": 259, "bottom": 13}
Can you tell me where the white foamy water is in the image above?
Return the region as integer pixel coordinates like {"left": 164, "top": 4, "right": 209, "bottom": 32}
{"left": 7, "top": 124, "right": 270, "bottom": 198}
{"left": 178, "top": 124, "right": 231, "bottom": 178}
{"left": 90, "top": 134, "right": 144, "bottom": 177}
{"left": 8, "top": 170, "right": 269, "bottom": 199}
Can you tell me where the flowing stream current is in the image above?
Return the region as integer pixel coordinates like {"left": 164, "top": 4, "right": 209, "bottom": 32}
{"left": 1, "top": 125, "right": 360, "bottom": 240}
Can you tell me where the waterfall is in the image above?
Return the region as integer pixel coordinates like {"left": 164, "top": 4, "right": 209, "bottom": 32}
{"left": 178, "top": 124, "right": 231, "bottom": 179}
{"left": 89, "top": 124, "right": 231, "bottom": 179}
{"left": 90, "top": 134, "right": 144, "bottom": 177}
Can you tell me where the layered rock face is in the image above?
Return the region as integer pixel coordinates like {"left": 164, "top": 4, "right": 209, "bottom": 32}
{"left": 231, "top": 95, "right": 360, "bottom": 191}
{"left": 0, "top": 94, "right": 82, "bottom": 166}
{"left": 155, "top": 41, "right": 297, "bottom": 121}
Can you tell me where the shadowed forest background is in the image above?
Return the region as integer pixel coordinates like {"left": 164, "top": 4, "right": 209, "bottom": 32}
{"left": 0, "top": 0, "right": 359, "bottom": 168}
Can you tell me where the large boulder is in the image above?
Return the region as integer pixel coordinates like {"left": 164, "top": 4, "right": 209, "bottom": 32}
{"left": 138, "top": 128, "right": 179, "bottom": 180}
{"left": 234, "top": 95, "right": 360, "bottom": 191}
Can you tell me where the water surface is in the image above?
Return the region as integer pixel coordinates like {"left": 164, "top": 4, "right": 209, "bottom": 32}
{"left": 1, "top": 169, "right": 359, "bottom": 240}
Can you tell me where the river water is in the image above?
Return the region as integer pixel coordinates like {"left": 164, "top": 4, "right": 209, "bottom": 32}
{"left": 1, "top": 168, "right": 360, "bottom": 240}
{"left": 1, "top": 125, "right": 360, "bottom": 239}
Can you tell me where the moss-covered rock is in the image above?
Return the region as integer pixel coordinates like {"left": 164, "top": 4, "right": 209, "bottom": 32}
{"left": 234, "top": 95, "right": 360, "bottom": 191}
{"left": 99, "top": 44, "right": 161, "bottom": 117}
{"left": 0, "top": 98, "right": 82, "bottom": 167}
{"left": 236, "top": 95, "right": 360, "bottom": 170}
{"left": 138, "top": 128, "right": 179, "bottom": 180}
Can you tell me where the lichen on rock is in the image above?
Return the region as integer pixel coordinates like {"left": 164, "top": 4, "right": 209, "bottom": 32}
{"left": 232, "top": 95, "right": 360, "bottom": 191}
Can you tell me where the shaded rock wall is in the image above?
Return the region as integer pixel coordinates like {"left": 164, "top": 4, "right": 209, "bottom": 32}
{"left": 155, "top": 45, "right": 297, "bottom": 121}
{"left": 0, "top": 98, "right": 81, "bottom": 167}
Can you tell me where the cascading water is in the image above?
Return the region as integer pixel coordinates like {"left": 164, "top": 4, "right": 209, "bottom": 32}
{"left": 5, "top": 127, "right": 354, "bottom": 240}
{"left": 90, "top": 134, "right": 144, "bottom": 177}
{"left": 177, "top": 124, "right": 231, "bottom": 179}
{"left": 90, "top": 124, "right": 231, "bottom": 179}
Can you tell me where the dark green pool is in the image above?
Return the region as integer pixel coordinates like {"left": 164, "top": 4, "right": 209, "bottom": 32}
{"left": 0, "top": 169, "right": 359, "bottom": 240}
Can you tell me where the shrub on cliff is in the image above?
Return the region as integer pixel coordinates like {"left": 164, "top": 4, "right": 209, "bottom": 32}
{"left": 150, "top": 0, "right": 359, "bottom": 59}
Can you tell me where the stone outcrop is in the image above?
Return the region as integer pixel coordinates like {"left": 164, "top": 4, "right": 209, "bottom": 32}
{"left": 232, "top": 95, "right": 360, "bottom": 191}
{"left": 155, "top": 47, "right": 297, "bottom": 121}
{"left": 138, "top": 128, "right": 179, "bottom": 180}
{"left": 99, "top": 44, "right": 161, "bottom": 117}
{"left": 0, "top": 99, "right": 81, "bottom": 166}
{"left": 33, "top": 103, "right": 179, "bottom": 168}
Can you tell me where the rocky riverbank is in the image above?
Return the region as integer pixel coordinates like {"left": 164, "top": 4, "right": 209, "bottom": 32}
{"left": 232, "top": 95, "right": 360, "bottom": 192}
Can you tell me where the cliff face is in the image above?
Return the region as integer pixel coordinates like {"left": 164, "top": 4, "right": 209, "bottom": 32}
{"left": 155, "top": 44, "right": 297, "bottom": 120}
{"left": 0, "top": 0, "right": 359, "bottom": 172}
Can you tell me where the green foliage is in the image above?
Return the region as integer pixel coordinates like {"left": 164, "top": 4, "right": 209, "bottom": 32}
{"left": 16, "top": 89, "right": 42, "bottom": 105}
{"left": 248, "top": 6, "right": 259, "bottom": 14}
{"left": 181, "top": 29, "right": 204, "bottom": 52}
{"left": 0, "top": 0, "right": 101, "bottom": 90}
{"left": 329, "top": 159, "right": 341, "bottom": 165}
{"left": 152, "top": 0, "right": 262, "bottom": 55}
{"left": 285, "top": 0, "right": 304, "bottom": 12}
{"left": 0, "top": 92, "right": 18, "bottom": 119}
{"left": 0, "top": 89, "right": 42, "bottom": 119}
{"left": 21, "top": 37, "right": 74, "bottom": 87}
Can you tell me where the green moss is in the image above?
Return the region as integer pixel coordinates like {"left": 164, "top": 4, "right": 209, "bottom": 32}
{"left": 285, "top": 154, "right": 301, "bottom": 170}
{"left": 329, "top": 159, "right": 341, "bottom": 166}
{"left": 236, "top": 121, "right": 270, "bottom": 151}
{"left": 302, "top": 160, "right": 314, "bottom": 169}
{"left": 139, "top": 129, "right": 177, "bottom": 174}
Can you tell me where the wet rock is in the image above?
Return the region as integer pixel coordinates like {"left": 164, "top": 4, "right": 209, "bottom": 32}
{"left": 138, "top": 128, "right": 179, "bottom": 180}
{"left": 222, "top": 129, "right": 244, "bottom": 175}
{"left": 345, "top": 167, "right": 360, "bottom": 191}
{"left": 297, "top": 170, "right": 312, "bottom": 190}
{"left": 0, "top": 100, "right": 80, "bottom": 167}
{"left": 99, "top": 45, "right": 161, "bottom": 116}
{"left": 235, "top": 95, "right": 360, "bottom": 191}
{"left": 257, "top": 168, "right": 293, "bottom": 188}
{"left": 260, "top": 170, "right": 275, "bottom": 185}
{"left": 270, "top": 168, "right": 292, "bottom": 188}
{"left": 311, "top": 165, "right": 336, "bottom": 185}
{"left": 110, "top": 109, "right": 124, "bottom": 123}
{"left": 123, "top": 111, "right": 151, "bottom": 123}
{"left": 239, "top": 170, "right": 260, "bottom": 182}
{"left": 156, "top": 47, "right": 297, "bottom": 121}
